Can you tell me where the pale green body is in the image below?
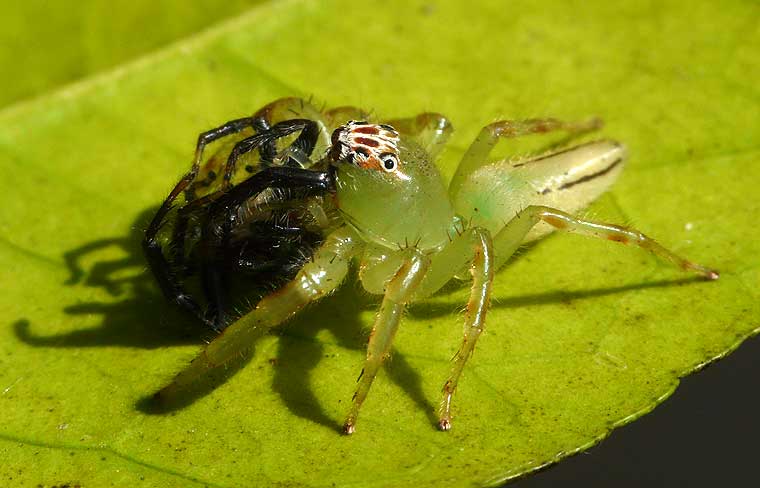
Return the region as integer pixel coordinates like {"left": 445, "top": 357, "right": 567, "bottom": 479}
{"left": 159, "top": 98, "right": 717, "bottom": 434}
{"left": 336, "top": 134, "right": 625, "bottom": 299}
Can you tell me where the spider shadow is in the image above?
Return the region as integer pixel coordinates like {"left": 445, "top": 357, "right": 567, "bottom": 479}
{"left": 409, "top": 273, "right": 705, "bottom": 321}
{"left": 11, "top": 206, "right": 435, "bottom": 432}
{"left": 13, "top": 207, "right": 201, "bottom": 350}
{"left": 270, "top": 281, "right": 438, "bottom": 431}
{"left": 136, "top": 277, "right": 437, "bottom": 432}
{"left": 13, "top": 205, "right": 711, "bottom": 433}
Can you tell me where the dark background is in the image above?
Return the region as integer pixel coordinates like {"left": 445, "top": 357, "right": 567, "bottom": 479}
{"left": 508, "top": 332, "right": 760, "bottom": 487}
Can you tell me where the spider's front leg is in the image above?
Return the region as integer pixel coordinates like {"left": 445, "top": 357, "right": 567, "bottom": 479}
{"left": 155, "top": 226, "right": 359, "bottom": 399}
{"left": 343, "top": 248, "right": 431, "bottom": 434}
{"left": 323, "top": 105, "right": 375, "bottom": 128}
{"left": 323, "top": 106, "right": 452, "bottom": 158}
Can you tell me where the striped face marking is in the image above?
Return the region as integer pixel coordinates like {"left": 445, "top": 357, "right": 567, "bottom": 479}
{"left": 330, "top": 121, "right": 401, "bottom": 173}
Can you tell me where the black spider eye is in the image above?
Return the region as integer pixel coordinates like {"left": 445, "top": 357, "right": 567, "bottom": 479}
{"left": 381, "top": 154, "right": 398, "bottom": 172}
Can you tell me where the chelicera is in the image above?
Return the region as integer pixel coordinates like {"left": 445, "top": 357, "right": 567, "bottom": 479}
{"left": 144, "top": 97, "right": 718, "bottom": 434}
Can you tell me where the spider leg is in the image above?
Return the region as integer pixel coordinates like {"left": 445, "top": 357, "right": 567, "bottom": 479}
{"left": 403, "top": 227, "right": 496, "bottom": 431}
{"left": 221, "top": 119, "right": 322, "bottom": 189}
{"left": 436, "top": 228, "right": 494, "bottom": 431}
{"left": 449, "top": 117, "right": 603, "bottom": 196}
{"left": 252, "top": 97, "right": 331, "bottom": 164}
{"left": 416, "top": 206, "right": 716, "bottom": 431}
{"left": 382, "top": 113, "right": 453, "bottom": 159}
{"left": 143, "top": 185, "right": 206, "bottom": 322}
{"left": 343, "top": 249, "right": 431, "bottom": 434}
{"left": 491, "top": 205, "right": 720, "bottom": 279}
{"left": 155, "top": 226, "right": 359, "bottom": 399}
{"left": 193, "top": 117, "right": 258, "bottom": 167}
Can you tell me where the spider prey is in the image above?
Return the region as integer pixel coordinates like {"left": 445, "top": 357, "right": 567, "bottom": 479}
{"left": 144, "top": 97, "right": 718, "bottom": 434}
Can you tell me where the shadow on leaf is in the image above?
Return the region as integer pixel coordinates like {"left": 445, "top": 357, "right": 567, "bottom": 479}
{"left": 14, "top": 207, "right": 201, "bottom": 349}
{"left": 13, "top": 205, "right": 711, "bottom": 433}
{"left": 135, "top": 352, "right": 253, "bottom": 415}
{"left": 409, "top": 276, "right": 705, "bottom": 320}
{"left": 12, "top": 205, "right": 434, "bottom": 432}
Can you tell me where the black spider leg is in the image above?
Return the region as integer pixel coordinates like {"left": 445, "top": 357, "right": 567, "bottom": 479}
{"left": 143, "top": 117, "right": 257, "bottom": 324}
{"left": 251, "top": 98, "right": 320, "bottom": 166}
{"left": 202, "top": 119, "right": 330, "bottom": 330}
{"left": 221, "top": 119, "right": 321, "bottom": 190}
{"left": 249, "top": 115, "right": 321, "bottom": 168}
{"left": 170, "top": 191, "right": 218, "bottom": 281}
{"left": 251, "top": 115, "right": 277, "bottom": 164}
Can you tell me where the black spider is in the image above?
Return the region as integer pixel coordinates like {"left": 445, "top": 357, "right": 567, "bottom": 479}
{"left": 143, "top": 105, "right": 336, "bottom": 332}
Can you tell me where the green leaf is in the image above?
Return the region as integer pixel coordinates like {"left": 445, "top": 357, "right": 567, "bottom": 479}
{"left": 1, "top": 1, "right": 758, "bottom": 486}
{"left": 0, "top": 0, "right": 265, "bottom": 108}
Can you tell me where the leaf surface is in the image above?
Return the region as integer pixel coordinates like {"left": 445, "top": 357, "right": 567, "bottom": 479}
{"left": 0, "top": 0, "right": 265, "bottom": 107}
{"left": 1, "top": 1, "right": 758, "bottom": 486}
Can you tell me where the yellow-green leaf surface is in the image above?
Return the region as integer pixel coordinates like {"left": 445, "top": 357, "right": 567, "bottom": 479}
{"left": 0, "top": 0, "right": 265, "bottom": 108}
{"left": 1, "top": 1, "right": 758, "bottom": 487}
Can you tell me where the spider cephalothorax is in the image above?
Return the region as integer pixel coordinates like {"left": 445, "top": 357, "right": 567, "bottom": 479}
{"left": 146, "top": 97, "right": 718, "bottom": 434}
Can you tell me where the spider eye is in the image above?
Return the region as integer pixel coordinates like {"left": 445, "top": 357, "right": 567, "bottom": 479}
{"left": 381, "top": 153, "right": 398, "bottom": 172}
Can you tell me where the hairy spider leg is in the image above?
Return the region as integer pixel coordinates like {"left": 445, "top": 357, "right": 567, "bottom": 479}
{"left": 253, "top": 97, "right": 332, "bottom": 165}
{"left": 491, "top": 205, "right": 720, "bottom": 278}
{"left": 221, "top": 119, "right": 322, "bottom": 189}
{"left": 143, "top": 117, "right": 261, "bottom": 323}
{"left": 409, "top": 207, "right": 717, "bottom": 431}
{"left": 155, "top": 226, "right": 359, "bottom": 399}
{"left": 383, "top": 113, "right": 453, "bottom": 159}
{"left": 412, "top": 206, "right": 717, "bottom": 431}
{"left": 321, "top": 107, "right": 454, "bottom": 157}
{"left": 396, "top": 226, "right": 498, "bottom": 430}
{"left": 449, "top": 117, "right": 603, "bottom": 196}
{"left": 438, "top": 228, "right": 494, "bottom": 430}
{"left": 343, "top": 249, "right": 432, "bottom": 434}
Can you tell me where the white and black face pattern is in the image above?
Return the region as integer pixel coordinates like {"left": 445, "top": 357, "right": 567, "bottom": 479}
{"left": 330, "top": 121, "right": 401, "bottom": 173}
